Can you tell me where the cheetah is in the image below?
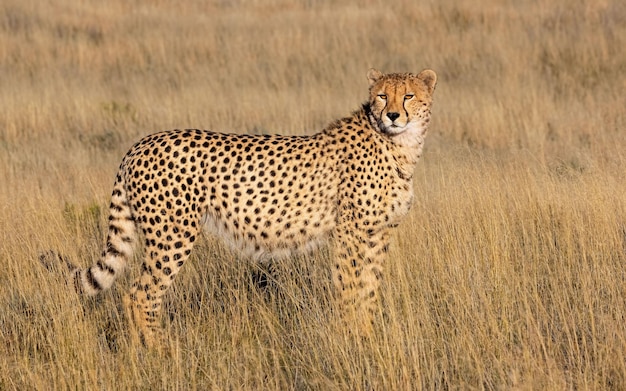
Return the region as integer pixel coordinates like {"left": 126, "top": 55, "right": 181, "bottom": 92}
{"left": 41, "top": 68, "right": 437, "bottom": 347}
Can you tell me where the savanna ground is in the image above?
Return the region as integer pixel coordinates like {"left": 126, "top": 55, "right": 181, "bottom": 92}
{"left": 1, "top": 0, "right": 626, "bottom": 389}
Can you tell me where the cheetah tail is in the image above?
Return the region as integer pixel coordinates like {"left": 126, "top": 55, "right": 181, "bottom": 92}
{"left": 40, "top": 174, "right": 137, "bottom": 296}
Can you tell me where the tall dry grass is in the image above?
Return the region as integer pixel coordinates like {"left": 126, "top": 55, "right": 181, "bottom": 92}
{"left": 1, "top": 0, "right": 626, "bottom": 389}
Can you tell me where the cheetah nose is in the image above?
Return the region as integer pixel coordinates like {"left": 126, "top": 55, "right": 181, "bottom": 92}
{"left": 386, "top": 112, "right": 400, "bottom": 122}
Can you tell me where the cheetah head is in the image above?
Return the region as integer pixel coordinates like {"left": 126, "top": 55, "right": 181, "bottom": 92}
{"left": 367, "top": 68, "right": 437, "bottom": 146}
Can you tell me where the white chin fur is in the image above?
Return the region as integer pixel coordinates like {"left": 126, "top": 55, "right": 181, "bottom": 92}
{"left": 384, "top": 121, "right": 427, "bottom": 148}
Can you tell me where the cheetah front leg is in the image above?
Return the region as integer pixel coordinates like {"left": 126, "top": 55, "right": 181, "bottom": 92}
{"left": 331, "top": 225, "right": 390, "bottom": 336}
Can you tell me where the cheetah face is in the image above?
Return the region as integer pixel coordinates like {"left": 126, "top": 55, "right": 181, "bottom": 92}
{"left": 367, "top": 69, "right": 437, "bottom": 144}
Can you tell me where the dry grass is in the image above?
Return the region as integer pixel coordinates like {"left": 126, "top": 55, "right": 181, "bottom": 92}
{"left": 2, "top": 0, "right": 626, "bottom": 389}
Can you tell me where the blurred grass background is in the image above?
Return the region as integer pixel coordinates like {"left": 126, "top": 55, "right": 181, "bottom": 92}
{"left": 1, "top": 0, "right": 626, "bottom": 389}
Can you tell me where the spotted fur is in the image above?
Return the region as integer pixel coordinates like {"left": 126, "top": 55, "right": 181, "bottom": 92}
{"left": 41, "top": 68, "right": 437, "bottom": 346}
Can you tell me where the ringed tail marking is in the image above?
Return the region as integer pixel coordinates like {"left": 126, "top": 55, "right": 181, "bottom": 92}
{"left": 74, "top": 173, "right": 138, "bottom": 296}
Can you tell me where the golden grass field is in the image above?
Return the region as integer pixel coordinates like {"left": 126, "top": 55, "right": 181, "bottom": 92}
{"left": 2, "top": 0, "right": 626, "bottom": 389}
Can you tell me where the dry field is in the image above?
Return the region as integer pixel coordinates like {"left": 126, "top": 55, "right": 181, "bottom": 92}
{"left": 2, "top": 0, "right": 626, "bottom": 389}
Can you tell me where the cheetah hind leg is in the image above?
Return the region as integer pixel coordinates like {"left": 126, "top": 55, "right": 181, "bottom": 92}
{"left": 121, "top": 231, "right": 198, "bottom": 349}
{"left": 251, "top": 261, "right": 280, "bottom": 290}
{"left": 122, "top": 280, "right": 169, "bottom": 349}
{"left": 122, "top": 290, "right": 164, "bottom": 349}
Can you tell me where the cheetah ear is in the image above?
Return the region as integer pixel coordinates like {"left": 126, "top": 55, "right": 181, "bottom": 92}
{"left": 367, "top": 68, "right": 384, "bottom": 86}
{"left": 417, "top": 69, "right": 437, "bottom": 95}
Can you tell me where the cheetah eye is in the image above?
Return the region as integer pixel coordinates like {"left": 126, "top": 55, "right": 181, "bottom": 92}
{"left": 377, "top": 94, "right": 387, "bottom": 100}
{"left": 404, "top": 94, "right": 414, "bottom": 100}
